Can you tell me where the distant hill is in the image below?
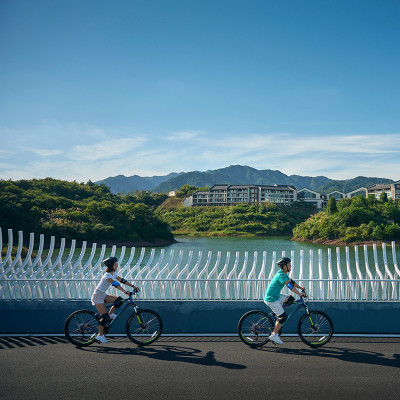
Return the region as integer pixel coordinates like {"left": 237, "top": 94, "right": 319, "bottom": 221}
{"left": 154, "top": 165, "right": 333, "bottom": 192}
{"left": 97, "top": 165, "right": 394, "bottom": 195}
{"left": 96, "top": 172, "right": 182, "bottom": 194}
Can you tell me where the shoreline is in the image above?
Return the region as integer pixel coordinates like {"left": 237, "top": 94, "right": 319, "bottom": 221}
{"left": 292, "top": 237, "right": 400, "bottom": 247}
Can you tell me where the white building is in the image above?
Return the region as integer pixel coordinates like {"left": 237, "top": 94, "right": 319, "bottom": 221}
{"left": 297, "top": 188, "right": 324, "bottom": 208}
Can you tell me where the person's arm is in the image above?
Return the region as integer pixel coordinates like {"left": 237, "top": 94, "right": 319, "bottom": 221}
{"left": 284, "top": 279, "right": 306, "bottom": 297}
{"left": 116, "top": 277, "right": 139, "bottom": 291}
{"left": 107, "top": 278, "right": 131, "bottom": 295}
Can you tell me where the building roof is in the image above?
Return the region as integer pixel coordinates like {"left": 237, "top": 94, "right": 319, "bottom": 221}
{"left": 209, "top": 184, "right": 229, "bottom": 190}
{"left": 327, "top": 191, "right": 345, "bottom": 195}
{"left": 367, "top": 183, "right": 392, "bottom": 190}
{"left": 297, "top": 187, "right": 320, "bottom": 195}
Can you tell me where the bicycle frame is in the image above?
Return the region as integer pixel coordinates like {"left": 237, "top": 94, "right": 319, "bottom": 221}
{"left": 260, "top": 297, "right": 312, "bottom": 332}
{"left": 98, "top": 295, "right": 140, "bottom": 330}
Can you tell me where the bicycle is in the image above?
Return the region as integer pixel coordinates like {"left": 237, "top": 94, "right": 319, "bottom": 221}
{"left": 238, "top": 292, "right": 333, "bottom": 348}
{"left": 64, "top": 289, "right": 163, "bottom": 347}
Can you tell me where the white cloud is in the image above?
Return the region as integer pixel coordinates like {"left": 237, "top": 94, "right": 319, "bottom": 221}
{"left": 167, "top": 130, "right": 204, "bottom": 141}
{"left": 68, "top": 137, "right": 147, "bottom": 161}
{"left": 23, "top": 148, "right": 63, "bottom": 157}
{"left": 1, "top": 123, "right": 399, "bottom": 181}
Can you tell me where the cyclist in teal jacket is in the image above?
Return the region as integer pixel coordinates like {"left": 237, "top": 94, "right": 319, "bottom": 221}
{"left": 264, "top": 257, "right": 306, "bottom": 344}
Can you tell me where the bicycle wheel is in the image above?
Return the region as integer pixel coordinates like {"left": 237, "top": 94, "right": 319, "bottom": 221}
{"left": 297, "top": 311, "right": 333, "bottom": 348}
{"left": 126, "top": 309, "right": 163, "bottom": 346}
{"left": 64, "top": 309, "right": 99, "bottom": 347}
{"left": 238, "top": 310, "right": 274, "bottom": 347}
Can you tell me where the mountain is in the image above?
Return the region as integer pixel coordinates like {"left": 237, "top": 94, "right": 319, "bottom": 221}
{"left": 314, "top": 176, "right": 394, "bottom": 194}
{"left": 97, "top": 165, "right": 394, "bottom": 195}
{"left": 154, "top": 165, "right": 332, "bottom": 193}
{"left": 96, "top": 172, "right": 182, "bottom": 194}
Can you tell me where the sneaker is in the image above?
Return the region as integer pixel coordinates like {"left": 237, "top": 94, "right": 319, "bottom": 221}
{"left": 96, "top": 335, "right": 108, "bottom": 344}
{"left": 109, "top": 313, "right": 117, "bottom": 320}
{"left": 268, "top": 333, "right": 283, "bottom": 345}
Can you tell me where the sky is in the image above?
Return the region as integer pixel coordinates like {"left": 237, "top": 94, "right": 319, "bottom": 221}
{"left": 1, "top": 0, "right": 399, "bottom": 182}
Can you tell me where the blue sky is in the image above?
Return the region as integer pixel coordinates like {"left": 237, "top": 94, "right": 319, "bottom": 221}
{"left": 1, "top": 0, "right": 399, "bottom": 182}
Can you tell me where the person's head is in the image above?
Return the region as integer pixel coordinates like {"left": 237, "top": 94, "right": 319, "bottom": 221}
{"left": 277, "top": 257, "right": 291, "bottom": 272}
{"left": 103, "top": 256, "right": 118, "bottom": 272}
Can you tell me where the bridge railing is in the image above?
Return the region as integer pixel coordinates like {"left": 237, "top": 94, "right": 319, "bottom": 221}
{"left": 0, "top": 278, "right": 399, "bottom": 301}
{"left": 1, "top": 228, "right": 399, "bottom": 301}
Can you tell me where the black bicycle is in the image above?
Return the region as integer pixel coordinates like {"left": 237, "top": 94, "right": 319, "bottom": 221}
{"left": 238, "top": 292, "right": 333, "bottom": 348}
{"left": 64, "top": 290, "right": 163, "bottom": 347}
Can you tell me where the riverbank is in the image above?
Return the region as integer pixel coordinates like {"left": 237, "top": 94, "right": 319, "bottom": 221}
{"left": 292, "top": 237, "right": 399, "bottom": 247}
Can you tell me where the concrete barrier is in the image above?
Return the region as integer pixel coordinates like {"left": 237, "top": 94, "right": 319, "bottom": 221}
{"left": 1, "top": 300, "right": 400, "bottom": 334}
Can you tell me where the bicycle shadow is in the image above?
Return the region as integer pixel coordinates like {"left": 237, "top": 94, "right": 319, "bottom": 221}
{"left": 78, "top": 343, "right": 246, "bottom": 370}
{"left": 255, "top": 344, "right": 400, "bottom": 369}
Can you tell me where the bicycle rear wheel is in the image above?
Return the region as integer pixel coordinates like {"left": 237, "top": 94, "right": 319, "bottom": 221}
{"left": 238, "top": 310, "right": 274, "bottom": 347}
{"left": 126, "top": 309, "right": 163, "bottom": 346}
{"left": 297, "top": 311, "right": 333, "bottom": 348}
{"left": 64, "top": 309, "right": 99, "bottom": 347}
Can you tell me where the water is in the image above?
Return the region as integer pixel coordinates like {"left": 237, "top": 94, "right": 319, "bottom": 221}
{"left": 3, "top": 235, "right": 399, "bottom": 281}
{"left": 35, "top": 235, "right": 398, "bottom": 280}
{"left": 2, "top": 235, "right": 399, "bottom": 300}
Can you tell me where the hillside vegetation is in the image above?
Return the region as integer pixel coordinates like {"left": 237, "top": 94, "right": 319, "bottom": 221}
{"left": 0, "top": 179, "right": 174, "bottom": 245}
{"left": 293, "top": 195, "right": 400, "bottom": 244}
{"left": 156, "top": 202, "right": 316, "bottom": 236}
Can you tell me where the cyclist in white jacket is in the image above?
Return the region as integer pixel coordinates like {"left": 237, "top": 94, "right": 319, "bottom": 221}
{"left": 91, "top": 256, "right": 139, "bottom": 344}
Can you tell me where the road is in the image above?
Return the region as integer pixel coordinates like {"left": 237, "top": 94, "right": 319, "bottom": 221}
{"left": 0, "top": 335, "right": 399, "bottom": 400}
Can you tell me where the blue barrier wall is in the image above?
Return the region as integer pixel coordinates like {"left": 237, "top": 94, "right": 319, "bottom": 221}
{"left": 1, "top": 300, "right": 400, "bottom": 334}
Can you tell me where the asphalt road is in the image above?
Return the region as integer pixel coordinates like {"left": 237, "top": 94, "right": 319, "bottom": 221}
{"left": 0, "top": 335, "right": 399, "bottom": 400}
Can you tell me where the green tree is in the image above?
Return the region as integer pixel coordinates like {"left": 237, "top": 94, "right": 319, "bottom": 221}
{"left": 326, "top": 197, "right": 338, "bottom": 215}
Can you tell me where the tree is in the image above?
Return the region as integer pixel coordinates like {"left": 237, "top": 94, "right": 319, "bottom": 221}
{"left": 326, "top": 197, "right": 337, "bottom": 215}
{"left": 380, "top": 192, "right": 388, "bottom": 202}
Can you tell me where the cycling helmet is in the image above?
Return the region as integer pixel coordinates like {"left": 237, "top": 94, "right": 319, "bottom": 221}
{"left": 103, "top": 256, "right": 118, "bottom": 269}
{"left": 277, "top": 257, "right": 291, "bottom": 268}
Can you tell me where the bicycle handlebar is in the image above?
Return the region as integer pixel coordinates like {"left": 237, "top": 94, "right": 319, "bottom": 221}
{"left": 128, "top": 287, "right": 140, "bottom": 297}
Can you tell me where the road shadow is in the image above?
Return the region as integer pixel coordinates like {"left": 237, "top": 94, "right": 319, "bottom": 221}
{"left": 78, "top": 343, "right": 246, "bottom": 370}
{"left": 254, "top": 343, "right": 400, "bottom": 369}
{"left": 0, "top": 336, "right": 68, "bottom": 349}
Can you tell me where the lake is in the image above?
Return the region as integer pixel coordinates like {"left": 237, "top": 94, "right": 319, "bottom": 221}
{"left": 42, "top": 235, "right": 398, "bottom": 280}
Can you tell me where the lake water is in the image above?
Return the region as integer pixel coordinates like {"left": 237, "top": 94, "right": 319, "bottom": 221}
{"left": 2, "top": 235, "right": 398, "bottom": 301}
{"left": 40, "top": 235, "right": 398, "bottom": 280}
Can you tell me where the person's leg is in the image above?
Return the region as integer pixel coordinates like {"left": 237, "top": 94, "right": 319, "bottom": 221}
{"left": 95, "top": 303, "right": 107, "bottom": 335}
{"left": 105, "top": 295, "right": 118, "bottom": 316}
{"left": 265, "top": 300, "right": 285, "bottom": 342}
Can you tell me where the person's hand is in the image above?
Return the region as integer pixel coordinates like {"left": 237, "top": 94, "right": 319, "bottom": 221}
{"left": 300, "top": 291, "right": 307, "bottom": 298}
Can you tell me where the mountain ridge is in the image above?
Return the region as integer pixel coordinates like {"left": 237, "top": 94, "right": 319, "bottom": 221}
{"left": 96, "top": 165, "right": 394, "bottom": 194}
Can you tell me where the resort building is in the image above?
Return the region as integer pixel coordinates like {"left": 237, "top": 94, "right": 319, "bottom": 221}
{"left": 191, "top": 184, "right": 297, "bottom": 207}
{"left": 345, "top": 187, "right": 367, "bottom": 198}
{"left": 297, "top": 188, "right": 324, "bottom": 209}
{"left": 367, "top": 181, "right": 400, "bottom": 200}
{"left": 183, "top": 181, "right": 400, "bottom": 208}
{"left": 327, "top": 191, "right": 346, "bottom": 201}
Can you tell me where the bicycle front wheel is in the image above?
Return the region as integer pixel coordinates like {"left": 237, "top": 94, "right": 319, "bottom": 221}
{"left": 297, "top": 311, "right": 333, "bottom": 348}
{"left": 238, "top": 310, "right": 274, "bottom": 347}
{"left": 64, "top": 309, "right": 99, "bottom": 347}
{"left": 126, "top": 309, "right": 163, "bottom": 346}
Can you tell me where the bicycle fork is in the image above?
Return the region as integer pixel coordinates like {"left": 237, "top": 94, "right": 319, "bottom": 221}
{"left": 133, "top": 306, "right": 146, "bottom": 329}
{"left": 304, "top": 305, "right": 317, "bottom": 331}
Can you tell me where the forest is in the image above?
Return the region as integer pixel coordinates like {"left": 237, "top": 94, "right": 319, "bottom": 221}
{"left": 0, "top": 178, "right": 174, "bottom": 245}
{"left": 292, "top": 194, "right": 400, "bottom": 243}
{"left": 2, "top": 179, "right": 399, "bottom": 247}
{"left": 156, "top": 200, "right": 315, "bottom": 236}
